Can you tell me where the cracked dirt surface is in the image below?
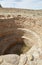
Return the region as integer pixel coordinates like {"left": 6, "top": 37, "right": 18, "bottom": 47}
{"left": 0, "top": 8, "right": 42, "bottom": 65}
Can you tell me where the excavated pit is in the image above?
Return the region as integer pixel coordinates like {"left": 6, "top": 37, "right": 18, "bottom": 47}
{"left": 0, "top": 9, "right": 42, "bottom": 65}
{"left": 3, "top": 40, "right": 30, "bottom": 55}
{"left": 0, "top": 15, "right": 41, "bottom": 56}
{"left": 0, "top": 28, "right": 32, "bottom": 55}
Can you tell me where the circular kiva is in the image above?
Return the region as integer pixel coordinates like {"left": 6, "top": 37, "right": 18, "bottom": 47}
{"left": 18, "top": 28, "right": 41, "bottom": 48}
